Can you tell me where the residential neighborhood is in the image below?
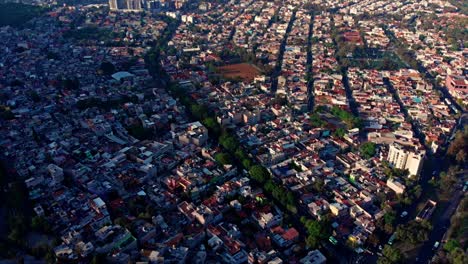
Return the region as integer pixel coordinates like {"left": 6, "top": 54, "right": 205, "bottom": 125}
{"left": 0, "top": 0, "right": 466, "bottom": 264}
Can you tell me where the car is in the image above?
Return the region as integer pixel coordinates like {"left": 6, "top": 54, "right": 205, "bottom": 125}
{"left": 400, "top": 211, "right": 408, "bottom": 217}
{"left": 388, "top": 233, "right": 396, "bottom": 245}
{"left": 433, "top": 241, "right": 440, "bottom": 250}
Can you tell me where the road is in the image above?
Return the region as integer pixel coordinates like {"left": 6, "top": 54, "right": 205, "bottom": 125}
{"left": 415, "top": 190, "right": 464, "bottom": 264}
{"left": 412, "top": 113, "right": 467, "bottom": 263}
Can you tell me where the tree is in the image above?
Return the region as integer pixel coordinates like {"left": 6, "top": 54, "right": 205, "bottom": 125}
{"left": 378, "top": 245, "right": 403, "bottom": 264}
{"left": 91, "top": 254, "right": 106, "bottom": 264}
{"left": 360, "top": 142, "right": 376, "bottom": 159}
{"left": 29, "top": 91, "right": 40, "bottom": 102}
{"left": 249, "top": 165, "right": 270, "bottom": 183}
{"left": 202, "top": 117, "right": 221, "bottom": 136}
{"left": 395, "top": 220, "right": 432, "bottom": 245}
{"left": 447, "top": 129, "right": 468, "bottom": 165}
{"left": 449, "top": 247, "right": 467, "bottom": 264}
{"left": 99, "top": 61, "right": 116, "bottom": 75}
{"left": 333, "top": 128, "right": 346, "bottom": 138}
{"left": 440, "top": 167, "right": 458, "bottom": 195}
{"left": 368, "top": 232, "right": 380, "bottom": 247}
{"left": 190, "top": 104, "right": 208, "bottom": 120}
{"left": 219, "top": 134, "right": 238, "bottom": 152}
{"left": 31, "top": 216, "right": 51, "bottom": 233}
{"left": 300, "top": 217, "right": 328, "bottom": 249}
{"left": 312, "top": 178, "right": 325, "bottom": 193}
{"left": 62, "top": 77, "right": 80, "bottom": 90}
{"left": 455, "top": 150, "right": 466, "bottom": 164}
{"left": 215, "top": 152, "right": 232, "bottom": 165}
{"left": 443, "top": 239, "right": 460, "bottom": 253}
{"left": 242, "top": 158, "right": 253, "bottom": 170}
{"left": 384, "top": 211, "right": 396, "bottom": 226}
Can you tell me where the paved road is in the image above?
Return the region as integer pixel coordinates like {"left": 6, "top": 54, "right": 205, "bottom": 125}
{"left": 415, "top": 190, "right": 464, "bottom": 264}
{"left": 412, "top": 114, "right": 468, "bottom": 263}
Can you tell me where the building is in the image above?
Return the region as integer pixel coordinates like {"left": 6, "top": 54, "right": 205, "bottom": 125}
{"left": 47, "top": 164, "right": 64, "bottom": 184}
{"left": 387, "top": 143, "right": 425, "bottom": 177}
{"left": 126, "top": 0, "right": 142, "bottom": 10}
{"left": 177, "top": 121, "right": 208, "bottom": 146}
{"left": 329, "top": 202, "right": 348, "bottom": 217}
{"left": 446, "top": 75, "right": 467, "bottom": 93}
{"left": 386, "top": 178, "right": 406, "bottom": 194}
{"left": 109, "top": 0, "right": 143, "bottom": 11}
{"left": 300, "top": 250, "right": 326, "bottom": 264}
{"left": 445, "top": 75, "right": 467, "bottom": 101}
{"left": 109, "top": 0, "right": 118, "bottom": 10}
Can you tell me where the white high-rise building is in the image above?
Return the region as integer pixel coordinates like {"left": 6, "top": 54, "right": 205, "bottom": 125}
{"left": 109, "top": 0, "right": 118, "bottom": 10}
{"left": 387, "top": 143, "right": 425, "bottom": 177}
{"left": 109, "top": 0, "right": 143, "bottom": 11}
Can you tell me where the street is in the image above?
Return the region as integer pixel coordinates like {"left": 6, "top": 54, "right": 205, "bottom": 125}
{"left": 415, "top": 190, "right": 464, "bottom": 264}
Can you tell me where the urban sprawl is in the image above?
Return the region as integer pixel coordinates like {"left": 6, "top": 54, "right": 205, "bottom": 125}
{"left": 0, "top": 0, "right": 466, "bottom": 263}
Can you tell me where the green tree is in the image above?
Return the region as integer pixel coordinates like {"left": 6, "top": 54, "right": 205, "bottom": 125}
{"left": 360, "top": 142, "right": 376, "bottom": 159}
{"left": 300, "top": 217, "right": 325, "bottom": 249}
{"left": 248, "top": 165, "right": 270, "bottom": 183}
{"left": 202, "top": 117, "right": 221, "bottom": 136}
{"left": 190, "top": 104, "right": 208, "bottom": 120}
{"left": 333, "top": 128, "right": 346, "bottom": 138}
{"left": 449, "top": 247, "right": 467, "bottom": 264}
{"left": 395, "top": 220, "right": 432, "bottom": 244}
{"left": 242, "top": 158, "right": 253, "bottom": 170}
{"left": 443, "top": 239, "right": 460, "bottom": 253}
{"left": 215, "top": 152, "right": 232, "bottom": 165}
{"left": 219, "top": 134, "right": 238, "bottom": 152}
{"left": 378, "top": 245, "right": 403, "bottom": 264}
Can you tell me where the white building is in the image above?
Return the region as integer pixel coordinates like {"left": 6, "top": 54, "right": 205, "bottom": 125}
{"left": 387, "top": 178, "right": 406, "bottom": 194}
{"left": 300, "top": 250, "right": 326, "bottom": 264}
{"left": 387, "top": 143, "right": 425, "bottom": 177}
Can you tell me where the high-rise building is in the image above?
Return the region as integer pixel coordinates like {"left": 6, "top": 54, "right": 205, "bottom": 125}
{"left": 126, "top": 0, "right": 142, "bottom": 10}
{"left": 109, "top": 0, "right": 118, "bottom": 10}
{"left": 387, "top": 143, "right": 425, "bottom": 177}
{"left": 109, "top": 0, "right": 142, "bottom": 11}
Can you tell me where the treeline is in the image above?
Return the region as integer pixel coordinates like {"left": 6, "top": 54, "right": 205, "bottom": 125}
{"left": 0, "top": 3, "right": 46, "bottom": 28}
{"left": 166, "top": 83, "right": 336, "bottom": 249}
{"left": 144, "top": 15, "right": 179, "bottom": 80}
{"left": 62, "top": 27, "right": 123, "bottom": 43}
{"left": 166, "top": 84, "right": 298, "bottom": 214}
{"left": 76, "top": 95, "right": 139, "bottom": 110}
{"left": 447, "top": 126, "right": 467, "bottom": 165}
{"left": 0, "top": 161, "right": 55, "bottom": 260}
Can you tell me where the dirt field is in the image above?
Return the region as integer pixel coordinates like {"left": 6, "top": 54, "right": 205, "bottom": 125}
{"left": 217, "top": 63, "right": 261, "bottom": 82}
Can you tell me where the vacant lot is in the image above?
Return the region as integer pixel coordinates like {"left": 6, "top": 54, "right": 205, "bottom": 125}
{"left": 217, "top": 63, "right": 261, "bottom": 82}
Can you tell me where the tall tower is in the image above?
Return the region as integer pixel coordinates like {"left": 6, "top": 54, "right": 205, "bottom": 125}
{"left": 126, "top": 0, "right": 142, "bottom": 10}
{"left": 109, "top": 0, "right": 118, "bottom": 10}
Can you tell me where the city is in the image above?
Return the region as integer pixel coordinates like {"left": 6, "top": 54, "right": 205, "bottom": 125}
{"left": 0, "top": 0, "right": 466, "bottom": 263}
